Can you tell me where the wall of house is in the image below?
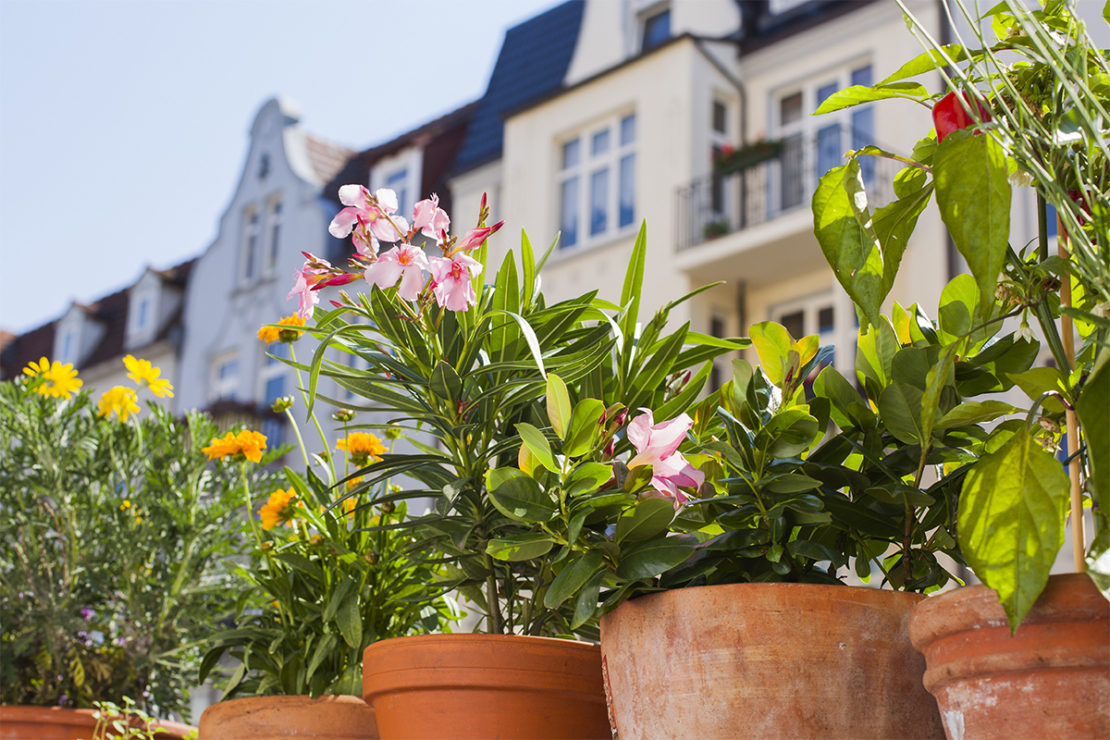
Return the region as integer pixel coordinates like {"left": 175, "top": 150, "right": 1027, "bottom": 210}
{"left": 78, "top": 340, "right": 179, "bottom": 416}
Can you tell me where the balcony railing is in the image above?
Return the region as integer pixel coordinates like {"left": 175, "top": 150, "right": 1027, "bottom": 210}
{"left": 676, "top": 128, "right": 902, "bottom": 252}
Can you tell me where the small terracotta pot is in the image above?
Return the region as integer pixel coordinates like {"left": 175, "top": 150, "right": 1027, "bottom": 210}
{"left": 0, "top": 705, "right": 194, "bottom": 740}
{"left": 197, "top": 695, "right": 377, "bottom": 740}
{"left": 909, "top": 572, "right": 1110, "bottom": 740}
{"left": 600, "top": 582, "right": 944, "bottom": 740}
{"left": 362, "top": 634, "right": 610, "bottom": 740}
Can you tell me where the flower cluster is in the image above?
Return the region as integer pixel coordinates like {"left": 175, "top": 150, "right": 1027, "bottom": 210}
{"left": 336, "top": 431, "right": 386, "bottom": 466}
{"left": 626, "top": 409, "right": 705, "bottom": 509}
{"left": 23, "top": 358, "right": 83, "bottom": 399}
{"left": 287, "top": 187, "right": 503, "bottom": 320}
{"left": 201, "top": 429, "right": 268, "bottom": 463}
{"left": 94, "top": 355, "right": 175, "bottom": 422}
{"left": 257, "top": 314, "right": 306, "bottom": 344}
{"left": 259, "top": 488, "right": 298, "bottom": 530}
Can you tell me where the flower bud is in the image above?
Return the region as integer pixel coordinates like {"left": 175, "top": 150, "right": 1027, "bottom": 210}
{"left": 308, "top": 534, "right": 324, "bottom": 546}
{"left": 365, "top": 550, "right": 381, "bottom": 565}
{"left": 332, "top": 408, "right": 356, "bottom": 422}
{"left": 271, "top": 396, "right": 295, "bottom": 413}
{"left": 385, "top": 424, "right": 403, "bottom": 440}
{"left": 381, "top": 501, "right": 396, "bottom": 514}
{"left": 260, "top": 542, "right": 273, "bottom": 552}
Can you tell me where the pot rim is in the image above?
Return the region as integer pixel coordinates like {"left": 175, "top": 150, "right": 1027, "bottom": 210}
{"left": 0, "top": 704, "right": 195, "bottom": 735}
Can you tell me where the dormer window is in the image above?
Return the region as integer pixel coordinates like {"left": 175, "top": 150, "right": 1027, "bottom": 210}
{"left": 641, "top": 8, "right": 671, "bottom": 51}
{"left": 136, "top": 298, "right": 150, "bottom": 331}
{"left": 386, "top": 169, "right": 409, "bottom": 219}
{"left": 61, "top": 331, "right": 75, "bottom": 365}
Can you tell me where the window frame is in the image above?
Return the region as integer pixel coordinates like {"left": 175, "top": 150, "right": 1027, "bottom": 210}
{"left": 240, "top": 205, "right": 261, "bottom": 284}
{"left": 264, "top": 196, "right": 283, "bottom": 276}
{"left": 557, "top": 111, "right": 638, "bottom": 252}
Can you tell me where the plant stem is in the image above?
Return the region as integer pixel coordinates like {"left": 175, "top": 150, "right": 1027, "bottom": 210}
{"left": 1058, "top": 217, "right": 1086, "bottom": 571}
{"left": 483, "top": 552, "right": 502, "bottom": 634}
{"left": 283, "top": 408, "right": 311, "bottom": 470}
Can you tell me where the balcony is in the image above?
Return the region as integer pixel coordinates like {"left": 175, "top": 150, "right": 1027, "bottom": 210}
{"left": 676, "top": 129, "right": 902, "bottom": 253}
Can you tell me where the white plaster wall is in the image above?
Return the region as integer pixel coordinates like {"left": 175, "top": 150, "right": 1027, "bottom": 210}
{"left": 448, "top": 160, "right": 503, "bottom": 244}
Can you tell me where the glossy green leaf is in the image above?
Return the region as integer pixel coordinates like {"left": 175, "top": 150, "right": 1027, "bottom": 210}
{"left": 615, "top": 497, "right": 676, "bottom": 543}
{"left": 959, "top": 425, "right": 1069, "bottom": 630}
{"left": 487, "top": 533, "right": 557, "bottom": 562}
{"left": 1076, "top": 347, "right": 1109, "bottom": 513}
{"left": 430, "top": 361, "right": 463, "bottom": 402}
{"left": 813, "top": 82, "right": 929, "bottom": 114}
{"left": 565, "top": 462, "right": 614, "bottom": 499}
{"left": 563, "top": 399, "right": 606, "bottom": 457}
{"left": 877, "top": 381, "right": 927, "bottom": 445}
{"left": 749, "top": 322, "right": 792, "bottom": 385}
{"left": 515, "top": 422, "right": 557, "bottom": 472}
{"left": 546, "top": 373, "right": 572, "bottom": 440}
{"left": 544, "top": 551, "right": 604, "bottom": 609}
{"left": 788, "top": 539, "right": 848, "bottom": 568}
{"left": 936, "top": 400, "right": 1016, "bottom": 431}
{"left": 335, "top": 591, "right": 362, "bottom": 649}
{"left": 879, "top": 45, "right": 968, "bottom": 84}
{"left": 933, "top": 131, "right": 1011, "bottom": 318}
{"left": 323, "top": 577, "right": 357, "bottom": 624}
{"left": 486, "top": 468, "right": 557, "bottom": 523}
{"left": 572, "top": 568, "right": 605, "bottom": 629}
{"left": 872, "top": 183, "right": 932, "bottom": 302}
{"left": 615, "top": 537, "right": 696, "bottom": 581}
{"left": 764, "top": 473, "right": 822, "bottom": 493}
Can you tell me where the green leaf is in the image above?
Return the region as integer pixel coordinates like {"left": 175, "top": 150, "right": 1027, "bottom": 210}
{"left": 515, "top": 423, "right": 557, "bottom": 472}
{"left": 1076, "top": 347, "right": 1109, "bottom": 514}
{"left": 486, "top": 468, "right": 557, "bottom": 523}
{"left": 307, "top": 633, "right": 337, "bottom": 681}
{"left": 788, "top": 539, "right": 848, "bottom": 568}
{"left": 933, "top": 131, "right": 1011, "bottom": 318}
{"left": 564, "top": 462, "right": 614, "bottom": 499}
{"left": 920, "top": 343, "right": 958, "bottom": 444}
{"left": 749, "top": 322, "right": 792, "bottom": 385}
{"left": 335, "top": 591, "right": 362, "bottom": 649}
{"left": 764, "top": 473, "right": 822, "bottom": 493}
{"left": 936, "top": 400, "right": 1016, "bottom": 431}
{"left": 486, "top": 533, "right": 557, "bottom": 562}
{"left": 546, "top": 373, "right": 572, "bottom": 440}
{"left": 877, "top": 381, "right": 927, "bottom": 445}
{"left": 873, "top": 183, "right": 932, "bottom": 297}
{"left": 760, "top": 409, "right": 820, "bottom": 458}
{"left": 323, "top": 576, "right": 357, "bottom": 624}
{"left": 615, "top": 537, "right": 696, "bottom": 581}
{"left": 430, "top": 361, "right": 463, "bottom": 402}
{"left": 544, "top": 551, "right": 604, "bottom": 608}
{"left": 812, "top": 160, "right": 885, "bottom": 328}
{"left": 619, "top": 222, "right": 648, "bottom": 340}
{"left": 878, "top": 45, "right": 968, "bottom": 84}
{"left": 563, "top": 399, "right": 606, "bottom": 457}
{"left": 959, "top": 425, "right": 1069, "bottom": 631}
{"left": 615, "top": 497, "right": 676, "bottom": 543}
{"left": 572, "top": 569, "right": 605, "bottom": 629}
{"left": 812, "top": 82, "right": 929, "bottom": 114}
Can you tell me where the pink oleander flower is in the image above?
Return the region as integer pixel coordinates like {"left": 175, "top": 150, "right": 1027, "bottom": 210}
{"left": 353, "top": 229, "right": 379, "bottom": 258}
{"left": 365, "top": 243, "right": 430, "bottom": 301}
{"left": 627, "top": 409, "right": 703, "bottom": 509}
{"left": 412, "top": 194, "right": 451, "bottom": 243}
{"left": 428, "top": 254, "right": 482, "bottom": 311}
{"left": 329, "top": 185, "right": 409, "bottom": 243}
{"left": 287, "top": 253, "right": 331, "bottom": 319}
{"left": 455, "top": 221, "right": 505, "bottom": 252}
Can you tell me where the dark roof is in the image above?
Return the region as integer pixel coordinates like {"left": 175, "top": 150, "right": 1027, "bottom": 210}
{"left": 0, "top": 258, "right": 197, "bottom": 381}
{"left": 738, "top": 0, "right": 881, "bottom": 55}
{"left": 451, "top": 0, "right": 586, "bottom": 175}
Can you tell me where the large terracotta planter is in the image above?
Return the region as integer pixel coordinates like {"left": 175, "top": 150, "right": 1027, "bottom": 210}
{"left": 197, "top": 695, "right": 377, "bottom": 739}
{"left": 600, "top": 582, "right": 944, "bottom": 740}
{"left": 909, "top": 572, "right": 1110, "bottom": 740}
{"left": 0, "top": 706, "right": 194, "bottom": 740}
{"left": 362, "top": 634, "right": 610, "bottom": 740}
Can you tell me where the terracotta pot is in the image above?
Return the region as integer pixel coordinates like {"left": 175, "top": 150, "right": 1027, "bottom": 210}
{"left": 909, "top": 572, "right": 1110, "bottom": 740}
{"left": 362, "top": 634, "right": 610, "bottom": 740}
{"left": 0, "top": 706, "right": 194, "bottom": 740}
{"left": 600, "top": 582, "right": 944, "bottom": 740}
{"left": 197, "top": 695, "right": 376, "bottom": 740}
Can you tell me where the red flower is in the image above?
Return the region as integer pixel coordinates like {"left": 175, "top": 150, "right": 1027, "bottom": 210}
{"left": 933, "top": 91, "right": 992, "bottom": 143}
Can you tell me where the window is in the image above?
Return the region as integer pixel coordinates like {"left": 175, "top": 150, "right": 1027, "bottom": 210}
{"left": 709, "top": 314, "right": 727, "bottom": 391}
{"left": 266, "top": 199, "right": 283, "bottom": 273}
{"left": 712, "top": 101, "right": 728, "bottom": 135}
{"left": 387, "top": 169, "right": 409, "bottom": 220}
{"left": 212, "top": 354, "right": 240, "bottom": 401}
{"left": 61, "top": 331, "right": 75, "bottom": 365}
{"left": 559, "top": 113, "right": 636, "bottom": 249}
{"left": 242, "top": 208, "right": 261, "bottom": 281}
{"left": 136, "top": 298, "right": 150, "bottom": 331}
{"left": 710, "top": 99, "right": 733, "bottom": 215}
{"left": 261, "top": 342, "right": 289, "bottom": 406}
{"left": 641, "top": 9, "right": 671, "bottom": 51}
{"left": 771, "top": 292, "right": 839, "bottom": 387}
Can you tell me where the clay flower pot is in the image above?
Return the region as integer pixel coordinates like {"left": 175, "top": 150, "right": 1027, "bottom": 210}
{"left": 362, "top": 634, "right": 610, "bottom": 740}
{"left": 197, "top": 695, "right": 377, "bottom": 740}
{"left": 0, "top": 706, "right": 194, "bottom": 740}
{"left": 600, "top": 582, "right": 944, "bottom": 740}
{"left": 909, "top": 572, "right": 1110, "bottom": 740}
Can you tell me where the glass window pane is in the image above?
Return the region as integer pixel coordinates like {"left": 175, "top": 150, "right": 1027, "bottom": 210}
{"left": 619, "top": 154, "right": 635, "bottom": 228}
{"left": 591, "top": 168, "right": 609, "bottom": 235}
{"left": 851, "top": 107, "right": 875, "bottom": 184}
{"left": 851, "top": 65, "right": 873, "bottom": 88}
{"left": 1046, "top": 203, "right": 1058, "bottom": 237}
{"left": 817, "top": 123, "right": 841, "bottom": 177}
{"left": 267, "top": 342, "right": 290, "bottom": 364}
{"left": 560, "top": 176, "right": 579, "bottom": 248}
{"left": 817, "top": 82, "right": 839, "bottom": 107}
{"left": 642, "top": 10, "right": 671, "bottom": 51}
{"left": 780, "top": 93, "right": 803, "bottom": 126}
{"left": 219, "top": 360, "right": 239, "bottom": 380}
{"left": 780, "top": 311, "right": 805, "bottom": 340}
{"left": 818, "top": 307, "right": 835, "bottom": 334}
{"left": 780, "top": 134, "right": 805, "bottom": 210}
{"left": 592, "top": 129, "right": 610, "bottom": 157}
{"left": 265, "top": 375, "right": 285, "bottom": 405}
{"left": 621, "top": 114, "right": 636, "bottom": 146}
{"left": 713, "top": 101, "right": 727, "bottom": 134}
{"left": 387, "top": 170, "right": 408, "bottom": 216}
{"left": 562, "top": 139, "right": 580, "bottom": 169}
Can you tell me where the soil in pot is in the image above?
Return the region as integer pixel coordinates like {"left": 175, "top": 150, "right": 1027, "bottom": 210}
{"left": 0, "top": 706, "right": 195, "bottom": 740}
{"left": 600, "top": 582, "right": 944, "bottom": 740}
{"left": 362, "top": 634, "right": 610, "bottom": 740}
{"left": 909, "top": 572, "right": 1109, "bottom": 740}
{"left": 197, "top": 695, "right": 377, "bottom": 740}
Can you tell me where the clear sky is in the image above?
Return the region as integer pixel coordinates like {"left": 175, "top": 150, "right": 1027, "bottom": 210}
{"left": 0, "top": 0, "right": 559, "bottom": 335}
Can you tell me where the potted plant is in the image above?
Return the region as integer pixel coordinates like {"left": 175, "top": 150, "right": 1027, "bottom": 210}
{"left": 195, "top": 322, "right": 457, "bottom": 740}
{"left": 1, "top": 357, "right": 275, "bottom": 738}
{"left": 713, "top": 139, "right": 785, "bottom": 176}
{"left": 810, "top": 1, "right": 1109, "bottom": 736}
{"left": 289, "top": 187, "right": 741, "bottom": 739}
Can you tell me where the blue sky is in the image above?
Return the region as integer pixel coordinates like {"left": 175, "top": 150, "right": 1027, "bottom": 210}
{"left": 0, "top": 0, "right": 558, "bottom": 334}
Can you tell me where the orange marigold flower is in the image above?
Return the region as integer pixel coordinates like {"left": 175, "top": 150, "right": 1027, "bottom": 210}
{"left": 259, "top": 488, "right": 298, "bottom": 530}
{"left": 336, "top": 432, "right": 386, "bottom": 466}
{"left": 202, "top": 429, "right": 268, "bottom": 462}
{"left": 258, "top": 315, "right": 306, "bottom": 344}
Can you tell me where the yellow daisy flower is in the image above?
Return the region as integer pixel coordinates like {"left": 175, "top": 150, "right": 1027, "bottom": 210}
{"left": 257, "top": 315, "right": 306, "bottom": 344}
{"left": 98, "top": 386, "right": 140, "bottom": 421}
{"left": 23, "top": 357, "right": 83, "bottom": 399}
{"left": 123, "top": 355, "right": 174, "bottom": 397}
{"left": 259, "top": 488, "right": 298, "bottom": 530}
{"left": 336, "top": 432, "right": 386, "bottom": 466}
{"left": 201, "top": 429, "right": 268, "bottom": 463}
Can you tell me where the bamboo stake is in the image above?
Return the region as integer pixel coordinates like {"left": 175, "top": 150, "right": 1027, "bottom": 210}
{"left": 1058, "top": 215, "right": 1085, "bottom": 572}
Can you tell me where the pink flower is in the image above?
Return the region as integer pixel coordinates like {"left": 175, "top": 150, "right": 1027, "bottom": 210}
{"left": 455, "top": 221, "right": 505, "bottom": 252}
{"left": 353, "top": 229, "right": 378, "bottom": 258}
{"left": 412, "top": 194, "right": 451, "bottom": 242}
{"left": 364, "top": 243, "right": 430, "bottom": 301}
{"left": 329, "top": 185, "right": 409, "bottom": 243}
{"left": 627, "top": 409, "right": 703, "bottom": 508}
{"left": 287, "top": 253, "right": 332, "bottom": 319}
{"left": 428, "top": 254, "right": 482, "bottom": 311}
